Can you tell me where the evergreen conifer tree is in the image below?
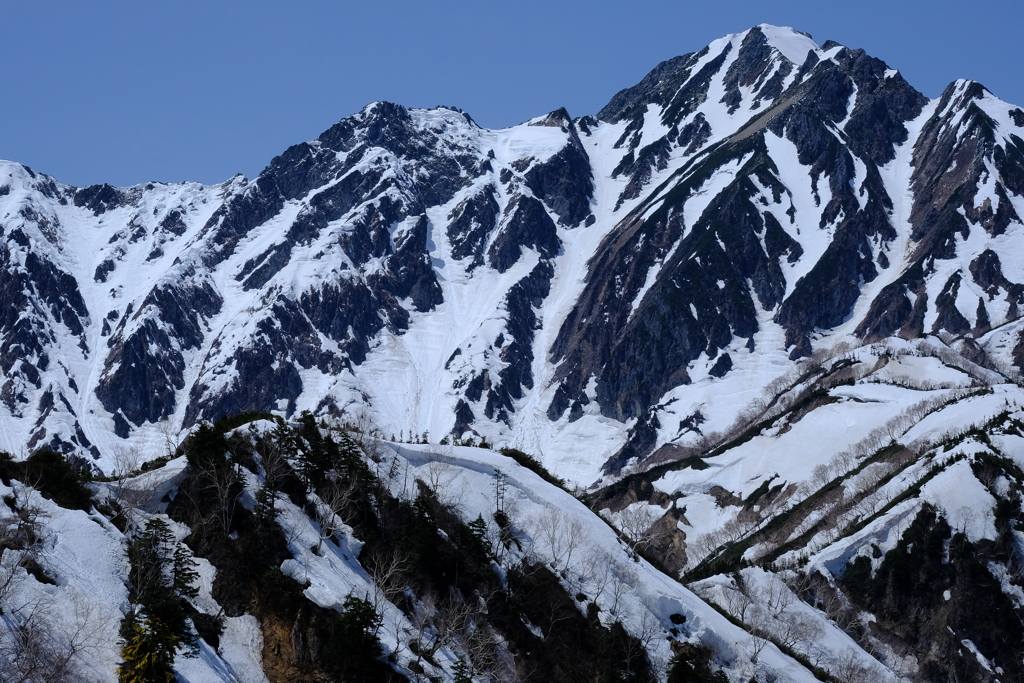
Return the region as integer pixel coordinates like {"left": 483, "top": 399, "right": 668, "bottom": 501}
{"left": 117, "top": 518, "right": 202, "bottom": 680}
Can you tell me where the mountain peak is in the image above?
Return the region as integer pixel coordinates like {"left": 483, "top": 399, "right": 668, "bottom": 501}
{"left": 752, "top": 23, "right": 820, "bottom": 64}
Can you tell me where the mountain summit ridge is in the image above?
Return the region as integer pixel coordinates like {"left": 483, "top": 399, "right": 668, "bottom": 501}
{"left": 2, "top": 25, "right": 1024, "bottom": 485}
{"left": 7, "top": 25, "right": 1024, "bottom": 683}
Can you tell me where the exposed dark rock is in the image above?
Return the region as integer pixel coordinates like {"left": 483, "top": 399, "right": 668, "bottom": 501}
{"left": 112, "top": 411, "right": 133, "bottom": 439}
{"left": 96, "top": 275, "right": 222, "bottom": 426}
{"left": 300, "top": 278, "right": 385, "bottom": 365}
{"left": 856, "top": 272, "right": 921, "bottom": 340}
{"left": 597, "top": 49, "right": 705, "bottom": 125}
{"left": 367, "top": 215, "right": 443, "bottom": 313}
{"left": 158, "top": 209, "right": 188, "bottom": 235}
{"left": 551, "top": 137, "right": 796, "bottom": 420}
{"left": 661, "top": 45, "right": 733, "bottom": 128}
{"left": 338, "top": 198, "right": 401, "bottom": 266}
{"left": 975, "top": 297, "right": 991, "bottom": 334}
{"left": 673, "top": 113, "right": 713, "bottom": 157}
{"left": 447, "top": 186, "right": 499, "bottom": 267}
{"left": 766, "top": 52, "right": 923, "bottom": 354}
{"left": 94, "top": 259, "right": 116, "bottom": 283}
{"left": 452, "top": 399, "right": 475, "bottom": 435}
{"left": 73, "top": 183, "right": 123, "bottom": 216}
{"left": 613, "top": 138, "right": 672, "bottom": 206}
{"left": 969, "top": 250, "right": 1024, "bottom": 311}
{"left": 22, "top": 252, "right": 89, "bottom": 337}
{"left": 199, "top": 176, "right": 286, "bottom": 269}
{"left": 465, "top": 372, "right": 488, "bottom": 404}
{"left": 523, "top": 113, "right": 594, "bottom": 227}
{"left": 708, "top": 352, "right": 733, "bottom": 377}
{"left": 678, "top": 410, "right": 706, "bottom": 436}
{"left": 185, "top": 298, "right": 341, "bottom": 427}
{"left": 233, "top": 170, "right": 395, "bottom": 291}
{"left": 931, "top": 272, "right": 972, "bottom": 336}
{"left": 832, "top": 49, "right": 927, "bottom": 166}
{"left": 96, "top": 317, "right": 186, "bottom": 427}
{"left": 858, "top": 81, "right": 1023, "bottom": 343}
{"left": 603, "top": 409, "right": 661, "bottom": 474}
{"left": 482, "top": 260, "right": 555, "bottom": 422}
{"left": 488, "top": 196, "right": 560, "bottom": 273}
{"left": 720, "top": 26, "right": 790, "bottom": 114}
{"left": 0, "top": 245, "right": 90, "bottom": 419}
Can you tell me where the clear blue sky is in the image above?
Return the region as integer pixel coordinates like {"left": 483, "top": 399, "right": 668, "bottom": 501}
{"left": 2, "top": 0, "right": 1021, "bottom": 187}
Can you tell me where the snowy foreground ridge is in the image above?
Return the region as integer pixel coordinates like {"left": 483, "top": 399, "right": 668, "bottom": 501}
{"left": 4, "top": 23, "right": 1024, "bottom": 682}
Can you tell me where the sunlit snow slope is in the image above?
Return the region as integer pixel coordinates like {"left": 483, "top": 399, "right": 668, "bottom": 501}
{"left": 3, "top": 25, "right": 1024, "bottom": 489}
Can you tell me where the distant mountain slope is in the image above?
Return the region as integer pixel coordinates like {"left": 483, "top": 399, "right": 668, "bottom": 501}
{"left": 6, "top": 24, "right": 1024, "bottom": 682}
{"left": 3, "top": 25, "right": 1024, "bottom": 487}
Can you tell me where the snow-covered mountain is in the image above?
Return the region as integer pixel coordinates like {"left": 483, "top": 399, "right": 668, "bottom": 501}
{"left": 3, "top": 25, "right": 1024, "bottom": 484}
{"left": 5, "top": 24, "right": 1024, "bottom": 682}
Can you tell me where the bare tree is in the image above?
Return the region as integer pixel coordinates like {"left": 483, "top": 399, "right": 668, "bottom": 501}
{"left": 0, "top": 487, "right": 48, "bottom": 605}
{"left": 720, "top": 582, "right": 755, "bottom": 624}
{"left": 254, "top": 429, "right": 291, "bottom": 490}
{"left": 339, "top": 413, "right": 385, "bottom": 463}
{"left": 179, "top": 457, "right": 243, "bottom": 537}
{"left": 745, "top": 605, "right": 771, "bottom": 661}
{"left": 957, "top": 505, "right": 979, "bottom": 537}
{"left": 434, "top": 588, "right": 473, "bottom": 652}
{"left": 367, "top": 547, "right": 412, "bottom": 610}
{"left": 609, "top": 561, "right": 637, "bottom": 616}
{"left": 107, "top": 445, "right": 145, "bottom": 525}
{"left": 422, "top": 451, "right": 463, "bottom": 510}
{"left": 156, "top": 418, "right": 182, "bottom": 459}
{"left": 433, "top": 587, "right": 517, "bottom": 681}
{"left": 757, "top": 574, "right": 794, "bottom": 613}
{"left": 534, "top": 510, "right": 586, "bottom": 580}
{"left": 617, "top": 505, "right": 670, "bottom": 557}
{"left": 828, "top": 650, "right": 874, "bottom": 683}
{"left": 775, "top": 610, "right": 822, "bottom": 650}
{"left": 0, "top": 594, "right": 109, "bottom": 683}
{"left": 407, "top": 590, "right": 440, "bottom": 666}
{"left": 622, "top": 607, "right": 662, "bottom": 675}
{"left": 584, "top": 551, "right": 614, "bottom": 601}
{"left": 312, "top": 478, "right": 357, "bottom": 553}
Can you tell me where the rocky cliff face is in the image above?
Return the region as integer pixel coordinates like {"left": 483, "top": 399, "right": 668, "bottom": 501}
{"left": 3, "top": 25, "right": 1024, "bottom": 485}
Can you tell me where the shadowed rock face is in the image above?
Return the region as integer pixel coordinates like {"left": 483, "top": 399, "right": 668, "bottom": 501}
{"left": 522, "top": 110, "right": 594, "bottom": 227}
{"left": 97, "top": 274, "right": 223, "bottom": 427}
{"left": 858, "top": 81, "right": 1024, "bottom": 342}
{"left": 548, "top": 42, "right": 930, "bottom": 424}
{"left": 3, "top": 26, "right": 1024, "bottom": 470}
{"left": 488, "top": 196, "right": 561, "bottom": 273}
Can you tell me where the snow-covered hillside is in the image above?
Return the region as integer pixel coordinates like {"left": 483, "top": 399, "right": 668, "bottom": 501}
{"left": 3, "top": 24, "right": 1024, "bottom": 487}
{"left": 0, "top": 417, "right": 900, "bottom": 682}
{"left": 5, "top": 23, "right": 1024, "bottom": 682}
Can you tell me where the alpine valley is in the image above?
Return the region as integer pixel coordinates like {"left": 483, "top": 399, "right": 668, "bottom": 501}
{"left": 3, "top": 24, "right": 1024, "bottom": 683}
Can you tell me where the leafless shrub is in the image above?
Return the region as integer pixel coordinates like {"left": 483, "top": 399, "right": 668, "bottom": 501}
{"left": 106, "top": 445, "right": 147, "bottom": 524}
{"left": 827, "top": 650, "right": 874, "bottom": 683}
{"left": 367, "top": 547, "right": 412, "bottom": 610}
{"left": 433, "top": 588, "right": 516, "bottom": 682}
{"left": 335, "top": 412, "right": 385, "bottom": 462}
{"left": 0, "top": 590, "right": 110, "bottom": 682}
{"left": 533, "top": 510, "right": 586, "bottom": 582}
{"left": 609, "top": 561, "right": 638, "bottom": 616}
{"left": 311, "top": 478, "right": 358, "bottom": 553}
{"left": 615, "top": 505, "right": 674, "bottom": 557}
{"left": 0, "top": 488, "right": 48, "bottom": 605}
